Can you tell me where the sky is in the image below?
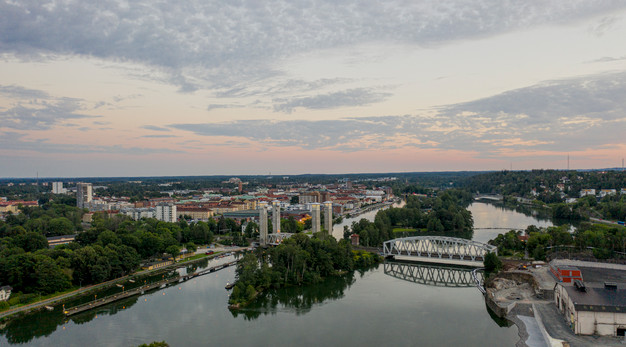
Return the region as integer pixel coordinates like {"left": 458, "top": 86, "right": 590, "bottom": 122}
{"left": 1, "top": 0, "right": 625, "bottom": 178}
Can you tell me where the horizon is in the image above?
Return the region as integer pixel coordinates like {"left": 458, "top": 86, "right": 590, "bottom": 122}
{"left": 2, "top": 167, "right": 626, "bottom": 181}
{"left": 1, "top": 1, "right": 625, "bottom": 177}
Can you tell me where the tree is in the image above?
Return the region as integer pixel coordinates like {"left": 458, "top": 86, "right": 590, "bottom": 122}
{"left": 483, "top": 252, "right": 502, "bottom": 274}
{"left": 48, "top": 217, "right": 74, "bottom": 236}
{"left": 166, "top": 245, "right": 181, "bottom": 261}
{"left": 185, "top": 242, "right": 197, "bottom": 254}
{"left": 13, "top": 232, "right": 48, "bottom": 252}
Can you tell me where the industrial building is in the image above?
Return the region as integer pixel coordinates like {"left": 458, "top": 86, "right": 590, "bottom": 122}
{"left": 554, "top": 281, "right": 626, "bottom": 336}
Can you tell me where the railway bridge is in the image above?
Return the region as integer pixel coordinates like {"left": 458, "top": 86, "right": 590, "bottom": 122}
{"left": 382, "top": 236, "right": 497, "bottom": 264}
{"left": 384, "top": 261, "right": 484, "bottom": 288}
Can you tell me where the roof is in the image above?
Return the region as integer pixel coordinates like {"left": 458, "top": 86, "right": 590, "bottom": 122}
{"left": 0, "top": 285, "right": 12, "bottom": 291}
{"left": 562, "top": 282, "right": 626, "bottom": 313}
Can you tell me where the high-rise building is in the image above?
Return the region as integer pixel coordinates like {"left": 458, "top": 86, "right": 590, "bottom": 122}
{"left": 155, "top": 203, "right": 177, "bottom": 223}
{"left": 323, "top": 201, "right": 333, "bottom": 234}
{"left": 52, "top": 182, "right": 66, "bottom": 194}
{"left": 76, "top": 183, "right": 92, "bottom": 209}
{"left": 272, "top": 200, "right": 281, "bottom": 233}
{"left": 311, "top": 203, "right": 321, "bottom": 234}
{"left": 259, "top": 202, "right": 268, "bottom": 246}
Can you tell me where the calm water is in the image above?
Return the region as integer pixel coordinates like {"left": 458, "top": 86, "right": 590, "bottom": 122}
{"left": 0, "top": 202, "right": 551, "bottom": 346}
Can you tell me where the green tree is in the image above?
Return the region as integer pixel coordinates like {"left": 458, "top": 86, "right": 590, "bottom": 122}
{"left": 483, "top": 252, "right": 502, "bottom": 274}
{"left": 166, "top": 245, "right": 181, "bottom": 261}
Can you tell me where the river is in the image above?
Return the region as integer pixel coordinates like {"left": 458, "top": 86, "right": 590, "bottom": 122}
{"left": 0, "top": 202, "right": 553, "bottom": 346}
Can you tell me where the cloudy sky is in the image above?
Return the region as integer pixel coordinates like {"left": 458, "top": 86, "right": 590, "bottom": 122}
{"left": 1, "top": 0, "right": 625, "bottom": 178}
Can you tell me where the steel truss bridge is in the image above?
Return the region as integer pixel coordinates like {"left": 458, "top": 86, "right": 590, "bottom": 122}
{"left": 382, "top": 236, "right": 497, "bottom": 262}
{"left": 267, "top": 233, "right": 294, "bottom": 245}
{"left": 384, "top": 261, "right": 484, "bottom": 288}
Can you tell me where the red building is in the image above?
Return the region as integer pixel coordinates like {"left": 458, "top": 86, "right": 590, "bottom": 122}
{"left": 550, "top": 263, "right": 583, "bottom": 283}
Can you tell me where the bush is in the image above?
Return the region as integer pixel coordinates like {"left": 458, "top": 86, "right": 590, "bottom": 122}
{"left": 0, "top": 300, "right": 10, "bottom": 310}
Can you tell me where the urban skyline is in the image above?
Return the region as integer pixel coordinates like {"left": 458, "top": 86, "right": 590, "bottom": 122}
{"left": 1, "top": 1, "right": 626, "bottom": 178}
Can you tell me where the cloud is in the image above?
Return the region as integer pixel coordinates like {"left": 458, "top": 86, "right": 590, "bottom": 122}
{"left": 0, "top": 131, "right": 180, "bottom": 155}
{"left": 171, "top": 71, "right": 626, "bottom": 156}
{"left": 272, "top": 88, "right": 391, "bottom": 113}
{"left": 0, "top": 97, "right": 99, "bottom": 130}
{"left": 141, "top": 134, "right": 178, "bottom": 138}
{"left": 0, "top": 85, "right": 50, "bottom": 99}
{"left": 2, "top": 1, "right": 625, "bottom": 92}
{"left": 588, "top": 16, "right": 620, "bottom": 36}
{"left": 586, "top": 56, "right": 626, "bottom": 63}
{"left": 142, "top": 125, "right": 171, "bottom": 132}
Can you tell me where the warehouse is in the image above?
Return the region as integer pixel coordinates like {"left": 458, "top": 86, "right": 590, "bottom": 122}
{"left": 554, "top": 281, "right": 626, "bottom": 336}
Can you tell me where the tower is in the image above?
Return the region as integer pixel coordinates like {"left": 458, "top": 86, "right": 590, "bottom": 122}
{"left": 259, "top": 202, "right": 268, "bottom": 246}
{"left": 323, "top": 201, "right": 333, "bottom": 234}
{"left": 272, "top": 200, "right": 281, "bottom": 234}
{"left": 76, "top": 183, "right": 92, "bottom": 209}
{"left": 311, "top": 203, "right": 321, "bottom": 234}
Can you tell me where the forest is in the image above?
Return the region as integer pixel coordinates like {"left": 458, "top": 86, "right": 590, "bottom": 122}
{"left": 228, "top": 233, "right": 379, "bottom": 306}
{"left": 0, "top": 200, "right": 218, "bottom": 306}
{"left": 489, "top": 223, "right": 626, "bottom": 260}
{"left": 345, "top": 188, "right": 474, "bottom": 247}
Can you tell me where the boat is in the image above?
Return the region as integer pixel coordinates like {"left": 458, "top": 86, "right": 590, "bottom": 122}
{"left": 225, "top": 282, "right": 235, "bottom": 290}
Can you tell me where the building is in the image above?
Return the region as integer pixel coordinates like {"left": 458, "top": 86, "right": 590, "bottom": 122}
{"left": 76, "top": 183, "right": 93, "bottom": 209}
{"left": 550, "top": 263, "right": 583, "bottom": 283}
{"left": 599, "top": 189, "right": 617, "bottom": 198}
{"left": 52, "top": 181, "right": 66, "bottom": 194}
{"left": 350, "top": 233, "right": 360, "bottom": 246}
{"left": 122, "top": 207, "right": 155, "bottom": 220}
{"left": 554, "top": 282, "right": 626, "bottom": 336}
{"left": 155, "top": 203, "right": 177, "bottom": 223}
{"left": 311, "top": 203, "right": 321, "bottom": 233}
{"left": 0, "top": 285, "right": 12, "bottom": 301}
{"left": 176, "top": 206, "right": 214, "bottom": 220}
{"left": 272, "top": 200, "right": 281, "bottom": 233}
{"left": 47, "top": 235, "right": 76, "bottom": 247}
{"left": 299, "top": 191, "right": 320, "bottom": 204}
{"left": 323, "top": 201, "right": 332, "bottom": 233}
{"left": 579, "top": 189, "right": 596, "bottom": 197}
{"left": 259, "top": 202, "right": 268, "bottom": 246}
{"left": 0, "top": 200, "right": 38, "bottom": 214}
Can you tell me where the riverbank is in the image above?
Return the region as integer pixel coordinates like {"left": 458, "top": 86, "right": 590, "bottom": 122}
{"left": 0, "top": 248, "right": 246, "bottom": 322}
{"left": 486, "top": 262, "right": 626, "bottom": 347}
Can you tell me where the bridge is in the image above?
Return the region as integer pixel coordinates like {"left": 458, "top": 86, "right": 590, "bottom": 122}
{"left": 473, "top": 194, "right": 503, "bottom": 201}
{"left": 267, "top": 233, "right": 294, "bottom": 245}
{"left": 382, "top": 236, "right": 497, "bottom": 263}
{"left": 384, "top": 261, "right": 484, "bottom": 288}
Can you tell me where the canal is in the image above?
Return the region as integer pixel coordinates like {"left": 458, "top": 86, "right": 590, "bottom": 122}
{"left": 0, "top": 202, "right": 554, "bottom": 346}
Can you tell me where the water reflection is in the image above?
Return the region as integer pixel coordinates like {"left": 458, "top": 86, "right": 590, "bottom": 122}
{"left": 383, "top": 260, "right": 483, "bottom": 288}
{"left": 230, "top": 269, "right": 365, "bottom": 320}
{"left": 0, "top": 269, "right": 181, "bottom": 345}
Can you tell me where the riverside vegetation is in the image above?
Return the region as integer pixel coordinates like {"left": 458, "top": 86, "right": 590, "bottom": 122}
{"left": 228, "top": 233, "right": 380, "bottom": 307}
{"left": 0, "top": 199, "right": 223, "bottom": 310}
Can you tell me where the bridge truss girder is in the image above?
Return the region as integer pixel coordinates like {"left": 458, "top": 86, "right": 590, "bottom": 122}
{"left": 382, "top": 236, "right": 497, "bottom": 262}
{"left": 383, "top": 261, "right": 483, "bottom": 287}
{"left": 267, "top": 233, "right": 294, "bottom": 245}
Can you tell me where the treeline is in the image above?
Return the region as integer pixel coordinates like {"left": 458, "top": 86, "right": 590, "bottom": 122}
{"left": 489, "top": 223, "right": 626, "bottom": 260}
{"left": 229, "top": 234, "right": 360, "bottom": 305}
{"left": 346, "top": 189, "right": 474, "bottom": 247}
{"left": 463, "top": 170, "right": 625, "bottom": 198}
{"left": 0, "top": 203, "right": 218, "bottom": 300}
